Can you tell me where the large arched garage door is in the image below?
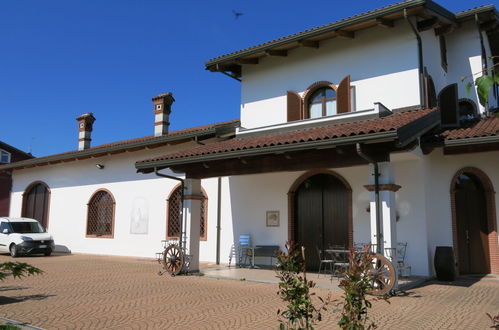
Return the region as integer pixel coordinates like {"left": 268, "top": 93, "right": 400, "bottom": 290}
{"left": 22, "top": 181, "right": 50, "bottom": 229}
{"left": 289, "top": 170, "right": 352, "bottom": 270}
{"left": 451, "top": 168, "right": 499, "bottom": 274}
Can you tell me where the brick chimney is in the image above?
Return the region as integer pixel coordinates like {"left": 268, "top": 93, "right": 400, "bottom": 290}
{"left": 76, "top": 113, "right": 96, "bottom": 150}
{"left": 152, "top": 92, "right": 175, "bottom": 136}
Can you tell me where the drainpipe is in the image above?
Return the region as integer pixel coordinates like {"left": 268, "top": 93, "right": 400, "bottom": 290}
{"left": 155, "top": 168, "right": 185, "bottom": 250}
{"left": 216, "top": 177, "right": 222, "bottom": 265}
{"left": 405, "top": 9, "right": 425, "bottom": 108}
{"left": 356, "top": 144, "right": 382, "bottom": 254}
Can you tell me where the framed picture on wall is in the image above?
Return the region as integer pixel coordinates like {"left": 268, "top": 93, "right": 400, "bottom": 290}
{"left": 266, "top": 211, "right": 280, "bottom": 227}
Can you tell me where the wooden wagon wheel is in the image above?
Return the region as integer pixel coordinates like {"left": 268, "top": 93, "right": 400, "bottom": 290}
{"left": 162, "top": 244, "right": 184, "bottom": 276}
{"left": 368, "top": 253, "right": 396, "bottom": 296}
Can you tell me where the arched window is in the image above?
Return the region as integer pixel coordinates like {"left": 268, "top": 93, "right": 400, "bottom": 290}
{"left": 308, "top": 87, "right": 337, "bottom": 118}
{"left": 86, "top": 189, "right": 115, "bottom": 238}
{"left": 458, "top": 99, "right": 477, "bottom": 121}
{"left": 167, "top": 185, "right": 208, "bottom": 241}
{"left": 22, "top": 181, "right": 50, "bottom": 229}
{"left": 288, "top": 76, "right": 351, "bottom": 122}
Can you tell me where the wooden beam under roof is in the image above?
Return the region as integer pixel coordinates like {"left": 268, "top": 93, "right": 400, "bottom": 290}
{"left": 417, "top": 17, "right": 439, "bottom": 31}
{"left": 236, "top": 58, "right": 259, "bottom": 65}
{"left": 336, "top": 30, "right": 355, "bottom": 39}
{"left": 298, "top": 40, "right": 319, "bottom": 48}
{"left": 480, "top": 20, "right": 498, "bottom": 31}
{"left": 434, "top": 24, "right": 454, "bottom": 36}
{"left": 376, "top": 18, "right": 394, "bottom": 28}
{"left": 265, "top": 49, "right": 288, "bottom": 57}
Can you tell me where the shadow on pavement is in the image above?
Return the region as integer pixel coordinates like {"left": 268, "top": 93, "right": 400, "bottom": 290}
{"left": 0, "top": 294, "right": 55, "bottom": 306}
{"left": 0, "top": 286, "right": 29, "bottom": 292}
{"left": 411, "top": 275, "right": 489, "bottom": 289}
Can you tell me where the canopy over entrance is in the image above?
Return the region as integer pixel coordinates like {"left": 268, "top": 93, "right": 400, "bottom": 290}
{"left": 136, "top": 108, "right": 439, "bottom": 178}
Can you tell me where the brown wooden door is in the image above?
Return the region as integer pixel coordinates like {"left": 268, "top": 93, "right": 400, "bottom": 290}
{"left": 295, "top": 174, "right": 349, "bottom": 270}
{"left": 22, "top": 183, "right": 50, "bottom": 229}
{"left": 455, "top": 173, "right": 490, "bottom": 274}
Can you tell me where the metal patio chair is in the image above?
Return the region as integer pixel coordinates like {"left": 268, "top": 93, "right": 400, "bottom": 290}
{"left": 316, "top": 246, "right": 334, "bottom": 277}
{"left": 228, "top": 234, "right": 253, "bottom": 267}
{"left": 384, "top": 242, "right": 411, "bottom": 277}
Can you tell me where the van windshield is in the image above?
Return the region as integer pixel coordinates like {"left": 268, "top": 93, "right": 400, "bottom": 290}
{"left": 9, "top": 222, "right": 46, "bottom": 234}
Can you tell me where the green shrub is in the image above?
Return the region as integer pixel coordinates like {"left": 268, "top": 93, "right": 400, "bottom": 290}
{"left": 275, "top": 241, "right": 329, "bottom": 330}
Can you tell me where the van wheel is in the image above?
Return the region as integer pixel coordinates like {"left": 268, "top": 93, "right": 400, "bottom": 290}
{"left": 10, "top": 244, "right": 19, "bottom": 258}
{"left": 44, "top": 249, "right": 52, "bottom": 256}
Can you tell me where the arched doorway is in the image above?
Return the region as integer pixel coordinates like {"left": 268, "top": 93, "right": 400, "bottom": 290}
{"left": 22, "top": 181, "right": 50, "bottom": 229}
{"left": 290, "top": 171, "right": 351, "bottom": 270}
{"left": 451, "top": 169, "right": 495, "bottom": 274}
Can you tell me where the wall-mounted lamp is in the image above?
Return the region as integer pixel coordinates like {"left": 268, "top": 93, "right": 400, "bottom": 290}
{"left": 95, "top": 164, "right": 105, "bottom": 170}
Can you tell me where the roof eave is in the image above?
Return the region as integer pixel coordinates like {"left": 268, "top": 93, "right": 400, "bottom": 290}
{"left": 0, "top": 128, "right": 221, "bottom": 171}
{"left": 135, "top": 130, "right": 399, "bottom": 173}
{"left": 204, "top": 0, "right": 458, "bottom": 70}
{"left": 444, "top": 135, "right": 499, "bottom": 147}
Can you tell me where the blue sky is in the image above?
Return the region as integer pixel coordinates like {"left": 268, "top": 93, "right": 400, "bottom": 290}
{"left": 1, "top": 0, "right": 496, "bottom": 156}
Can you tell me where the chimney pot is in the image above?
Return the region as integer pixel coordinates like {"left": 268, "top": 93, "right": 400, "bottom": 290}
{"left": 152, "top": 92, "right": 175, "bottom": 136}
{"left": 76, "top": 113, "right": 96, "bottom": 150}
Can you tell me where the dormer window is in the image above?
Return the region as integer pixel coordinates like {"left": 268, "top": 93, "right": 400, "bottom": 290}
{"left": 308, "top": 87, "right": 337, "bottom": 118}
{"left": 0, "top": 150, "right": 10, "bottom": 163}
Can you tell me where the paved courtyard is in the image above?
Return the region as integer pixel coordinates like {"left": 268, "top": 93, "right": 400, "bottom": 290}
{"left": 0, "top": 253, "right": 498, "bottom": 329}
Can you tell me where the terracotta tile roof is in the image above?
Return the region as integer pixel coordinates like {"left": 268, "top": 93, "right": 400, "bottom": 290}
{"left": 77, "top": 119, "right": 239, "bottom": 151}
{"left": 205, "top": 0, "right": 475, "bottom": 68}
{"left": 206, "top": 1, "right": 426, "bottom": 66}
{"left": 138, "top": 108, "right": 437, "bottom": 166}
{"left": 440, "top": 117, "right": 499, "bottom": 140}
{"left": 0, "top": 119, "right": 239, "bottom": 170}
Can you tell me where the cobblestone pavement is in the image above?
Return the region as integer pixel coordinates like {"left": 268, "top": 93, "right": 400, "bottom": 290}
{"left": 0, "top": 253, "right": 498, "bottom": 329}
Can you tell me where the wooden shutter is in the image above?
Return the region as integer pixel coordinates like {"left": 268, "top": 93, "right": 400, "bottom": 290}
{"left": 438, "top": 83, "right": 459, "bottom": 128}
{"left": 337, "top": 75, "right": 351, "bottom": 114}
{"left": 287, "top": 91, "right": 303, "bottom": 122}
{"left": 424, "top": 75, "right": 437, "bottom": 109}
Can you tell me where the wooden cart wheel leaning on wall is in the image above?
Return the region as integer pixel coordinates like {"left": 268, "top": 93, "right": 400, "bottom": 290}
{"left": 368, "top": 254, "right": 397, "bottom": 296}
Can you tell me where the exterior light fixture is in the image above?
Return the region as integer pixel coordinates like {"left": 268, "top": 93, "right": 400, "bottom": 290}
{"left": 95, "top": 164, "right": 105, "bottom": 169}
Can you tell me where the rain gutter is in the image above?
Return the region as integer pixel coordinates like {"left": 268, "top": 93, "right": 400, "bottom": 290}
{"left": 0, "top": 129, "right": 223, "bottom": 172}
{"left": 444, "top": 135, "right": 499, "bottom": 146}
{"left": 136, "top": 130, "right": 399, "bottom": 171}
{"left": 206, "top": 0, "right": 457, "bottom": 68}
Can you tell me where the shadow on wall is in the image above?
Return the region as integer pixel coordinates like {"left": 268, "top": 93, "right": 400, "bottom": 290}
{"left": 227, "top": 174, "right": 290, "bottom": 266}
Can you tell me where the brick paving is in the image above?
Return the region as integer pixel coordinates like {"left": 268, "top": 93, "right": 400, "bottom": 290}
{"left": 0, "top": 253, "right": 498, "bottom": 329}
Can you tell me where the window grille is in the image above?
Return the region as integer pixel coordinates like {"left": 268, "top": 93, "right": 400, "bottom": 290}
{"left": 167, "top": 186, "right": 207, "bottom": 240}
{"left": 87, "top": 190, "right": 115, "bottom": 237}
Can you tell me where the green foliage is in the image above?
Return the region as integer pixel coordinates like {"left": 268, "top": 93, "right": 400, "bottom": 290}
{"left": 336, "top": 246, "right": 389, "bottom": 330}
{"left": 275, "top": 241, "right": 329, "bottom": 330}
{"left": 0, "top": 324, "right": 22, "bottom": 330}
{"left": 461, "top": 56, "right": 499, "bottom": 108}
{"left": 475, "top": 75, "right": 497, "bottom": 108}
{"left": 0, "top": 262, "right": 43, "bottom": 281}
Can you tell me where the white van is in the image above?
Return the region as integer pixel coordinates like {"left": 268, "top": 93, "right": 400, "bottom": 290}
{"left": 0, "top": 217, "right": 55, "bottom": 257}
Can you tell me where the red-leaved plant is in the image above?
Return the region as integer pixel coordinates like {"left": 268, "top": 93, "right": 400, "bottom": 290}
{"left": 275, "top": 241, "right": 330, "bottom": 330}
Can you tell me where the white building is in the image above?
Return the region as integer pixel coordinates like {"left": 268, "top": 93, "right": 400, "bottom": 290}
{"left": 2, "top": 0, "right": 499, "bottom": 278}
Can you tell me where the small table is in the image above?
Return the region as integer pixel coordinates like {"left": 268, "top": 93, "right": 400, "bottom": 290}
{"left": 324, "top": 249, "right": 350, "bottom": 277}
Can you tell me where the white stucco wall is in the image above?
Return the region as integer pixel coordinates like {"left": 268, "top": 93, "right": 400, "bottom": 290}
{"left": 420, "top": 19, "right": 498, "bottom": 113}
{"left": 421, "top": 149, "right": 499, "bottom": 276}
{"left": 9, "top": 144, "right": 221, "bottom": 261}
{"left": 240, "top": 21, "right": 420, "bottom": 129}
